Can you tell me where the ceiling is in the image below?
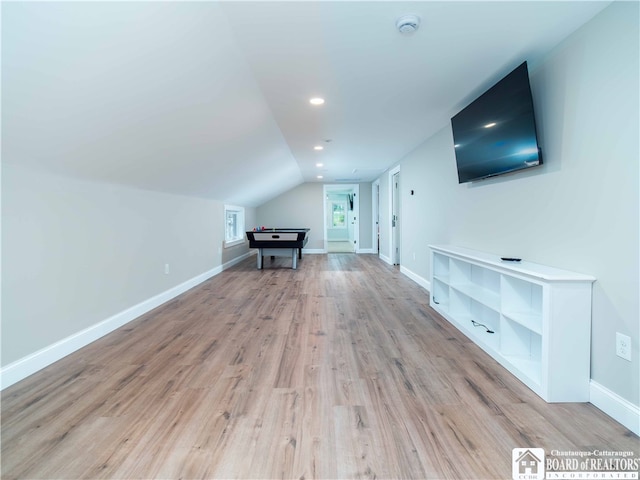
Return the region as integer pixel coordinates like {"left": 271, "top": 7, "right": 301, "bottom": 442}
{"left": 2, "top": 1, "right": 611, "bottom": 207}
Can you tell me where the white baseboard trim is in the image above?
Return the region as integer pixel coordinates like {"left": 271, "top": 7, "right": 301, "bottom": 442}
{"left": 224, "top": 251, "right": 254, "bottom": 266}
{"left": 400, "top": 265, "right": 431, "bottom": 292}
{"left": 590, "top": 380, "right": 640, "bottom": 435}
{"left": 356, "top": 248, "right": 376, "bottom": 254}
{"left": 0, "top": 253, "right": 252, "bottom": 390}
{"left": 379, "top": 253, "right": 393, "bottom": 265}
{"left": 303, "top": 248, "right": 326, "bottom": 254}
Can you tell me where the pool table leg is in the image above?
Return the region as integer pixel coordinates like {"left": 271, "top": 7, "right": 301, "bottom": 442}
{"left": 257, "top": 249, "right": 263, "bottom": 269}
{"left": 292, "top": 249, "right": 298, "bottom": 269}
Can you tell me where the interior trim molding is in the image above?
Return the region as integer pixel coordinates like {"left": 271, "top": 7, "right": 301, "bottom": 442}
{"left": 0, "top": 252, "right": 252, "bottom": 390}
{"left": 400, "top": 265, "right": 430, "bottom": 292}
{"left": 379, "top": 253, "right": 393, "bottom": 266}
{"left": 590, "top": 380, "right": 640, "bottom": 436}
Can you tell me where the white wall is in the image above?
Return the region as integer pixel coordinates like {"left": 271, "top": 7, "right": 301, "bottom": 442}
{"left": 256, "top": 183, "right": 325, "bottom": 250}
{"left": 1, "top": 164, "right": 253, "bottom": 369}
{"left": 381, "top": 2, "right": 639, "bottom": 410}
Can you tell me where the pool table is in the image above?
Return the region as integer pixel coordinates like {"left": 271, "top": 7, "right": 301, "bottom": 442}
{"left": 246, "top": 228, "right": 310, "bottom": 269}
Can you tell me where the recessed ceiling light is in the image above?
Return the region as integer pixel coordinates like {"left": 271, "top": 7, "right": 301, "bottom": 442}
{"left": 316, "top": 163, "right": 324, "bottom": 167}
{"left": 314, "top": 145, "right": 324, "bottom": 151}
{"left": 317, "top": 175, "right": 323, "bottom": 179}
{"left": 484, "top": 122, "right": 497, "bottom": 128}
{"left": 309, "top": 97, "right": 325, "bottom": 106}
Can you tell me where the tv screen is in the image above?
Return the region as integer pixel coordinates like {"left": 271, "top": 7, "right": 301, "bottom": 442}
{"left": 451, "top": 61, "right": 542, "bottom": 184}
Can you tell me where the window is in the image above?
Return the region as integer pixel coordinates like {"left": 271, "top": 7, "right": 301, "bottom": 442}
{"left": 331, "top": 201, "right": 347, "bottom": 228}
{"left": 224, "top": 205, "right": 245, "bottom": 247}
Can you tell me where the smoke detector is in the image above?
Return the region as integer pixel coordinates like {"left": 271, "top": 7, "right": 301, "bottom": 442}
{"left": 396, "top": 14, "right": 420, "bottom": 35}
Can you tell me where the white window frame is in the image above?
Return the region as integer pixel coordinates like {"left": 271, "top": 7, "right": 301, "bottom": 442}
{"left": 224, "top": 204, "right": 245, "bottom": 248}
{"left": 330, "top": 200, "right": 348, "bottom": 229}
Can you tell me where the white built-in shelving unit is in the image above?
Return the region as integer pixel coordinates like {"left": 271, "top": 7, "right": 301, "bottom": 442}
{"left": 429, "top": 245, "right": 596, "bottom": 403}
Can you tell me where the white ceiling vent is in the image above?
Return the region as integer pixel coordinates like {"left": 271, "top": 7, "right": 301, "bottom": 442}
{"left": 396, "top": 15, "right": 420, "bottom": 35}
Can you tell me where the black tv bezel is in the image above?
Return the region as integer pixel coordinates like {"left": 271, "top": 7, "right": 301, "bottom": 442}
{"left": 451, "top": 61, "right": 543, "bottom": 184}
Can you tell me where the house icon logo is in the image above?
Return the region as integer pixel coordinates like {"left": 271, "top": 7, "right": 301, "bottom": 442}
{"left": 512, "top": 448, "right": 545, "bottom": 480}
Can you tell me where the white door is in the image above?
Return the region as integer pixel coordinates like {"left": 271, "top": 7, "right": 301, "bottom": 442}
{"left": 373, "top": 181, "right": 380, "bottom": 255}
{"left": 350, "top": 189, "right": 359, "bottom": 253}
{"left": 392, "top": 172, "right": 400, "bottom": 265}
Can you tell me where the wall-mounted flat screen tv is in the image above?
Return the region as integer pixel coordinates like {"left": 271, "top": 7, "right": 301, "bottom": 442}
{"left": 451, "top": 61, "right": 542, "bottom": 184}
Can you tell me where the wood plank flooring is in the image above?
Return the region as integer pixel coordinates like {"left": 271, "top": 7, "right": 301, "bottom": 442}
{"left": 2, "top": 254, "right": 637, "bottom": 479}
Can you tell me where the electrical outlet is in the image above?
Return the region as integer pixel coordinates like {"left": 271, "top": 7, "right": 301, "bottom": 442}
{"left": 164, "top": 264, "right": 170, "bottom": 275}
{"left": 616, "top": 332, "right": 632, "bottom": 362}
{"left": 413, "top": 252, "right": 416, "bottom": 261}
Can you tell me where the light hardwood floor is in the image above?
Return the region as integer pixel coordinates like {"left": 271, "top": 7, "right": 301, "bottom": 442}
{"left": 2, "top": 254, "right": 637, "bottom": 479}
{"left": 327, "top": 241, "right": 354, "bottom": 253}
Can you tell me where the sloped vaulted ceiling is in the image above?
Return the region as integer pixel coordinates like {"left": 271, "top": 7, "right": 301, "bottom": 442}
{"left": 2, "top": 1, "right": 610, "bottom": 207}
{"left": 3, "top": 2, "right": 302, "bottom": 207}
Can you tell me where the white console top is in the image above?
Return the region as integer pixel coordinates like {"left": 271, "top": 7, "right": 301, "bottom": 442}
{"left": 430, "top": 245, "right": 596, "bottom": 282}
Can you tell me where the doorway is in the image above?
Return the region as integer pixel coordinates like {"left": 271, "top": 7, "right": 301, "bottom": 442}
{"left": 323, "top": 184, "right": 359, "bottom": 253}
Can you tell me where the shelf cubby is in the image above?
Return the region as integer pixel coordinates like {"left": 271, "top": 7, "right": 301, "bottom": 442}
{"left": 501, "top": 276, "right": 543, "bottom": 334}
{"left": 501, "top": 316, "right": 542, "bottom": 360}
{"left": 449, "top": 260, "right": 500, "bottom": 312}
{"left": 431, "top": 277, "right": 450, "bottom": 311}
{"left": 468, "top": 300, "right": 500, "bottom": 351}
{"left": 433, "top": 252, "right": 450, "bottom": 283}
